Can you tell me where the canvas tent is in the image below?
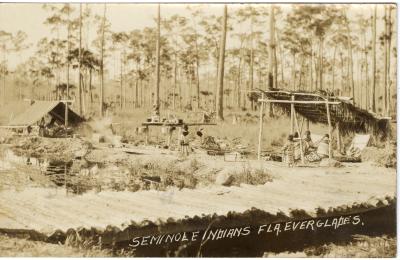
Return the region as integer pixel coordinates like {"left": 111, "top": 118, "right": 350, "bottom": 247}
{"left": 7, "top": 100, "right": 84, "bottom": 127}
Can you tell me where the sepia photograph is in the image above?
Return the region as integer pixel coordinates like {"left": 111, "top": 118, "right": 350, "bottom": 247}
{"left": 0, "top": 2, "right": 397, "bottom": 257}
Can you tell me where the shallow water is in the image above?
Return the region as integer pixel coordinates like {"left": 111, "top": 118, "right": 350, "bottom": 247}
{"left": 0, "top": 149, "right": 167, "bottom": 195}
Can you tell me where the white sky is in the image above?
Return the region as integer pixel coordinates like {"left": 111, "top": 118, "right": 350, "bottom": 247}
{"left": 0, "top": 3, "right": 390, "bottom": 72}
{"left": 0, "top": 3, "right": 225, "bottom": 68}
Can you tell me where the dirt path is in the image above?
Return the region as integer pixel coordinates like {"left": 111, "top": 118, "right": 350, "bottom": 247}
{"left": 0, "top": 150, "right": 395, "bottom": 234}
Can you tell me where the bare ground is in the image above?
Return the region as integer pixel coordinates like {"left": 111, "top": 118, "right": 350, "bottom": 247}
{"left": 0, "top": 234, "right": 111, "bottom": 257}
{"left": 264, "top": 235, "right": 396, "bottom": 257}
{"left": 0, "top": 148, "right": 395, "bottom": 233}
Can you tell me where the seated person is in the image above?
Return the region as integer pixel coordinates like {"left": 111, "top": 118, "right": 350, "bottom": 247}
{"left": 305, "top": 134, "right": 330, "bottom": 162}
{"left": 303, "top": 130, "right": 316, "bottom": 154}
{"left": 316, "top": 134, "right": 330, "bottom": 159}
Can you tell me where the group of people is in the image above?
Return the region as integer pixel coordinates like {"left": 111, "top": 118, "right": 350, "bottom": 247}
{"left": 282, "top": 131, "right": 330, "bottom": 167}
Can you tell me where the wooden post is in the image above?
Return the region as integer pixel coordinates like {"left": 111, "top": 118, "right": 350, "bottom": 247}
{"left": 290, "top": 95, "right": 295, "bottom": 134}
{"left": 167, "top": 127, "right": 173, "bottom": 149}
{"left": 325, "top": 100, "right": 332, "bottom": 159}
{"left": 294, "top": 111, "right": 305, "bottom": 164}
{"left": 145, "top": 126, "right": 149, "bottom": 145}
{"left": 257, "top": 93, "right": 265, "bottom": 160}
{"left": 336, "top": 122, "right": 342, "bottom": 154}
{"left": 305, "top": 119, "right": 309, "bottom": 131}
{"left": 64, "top": 164, "right": 68, "bottom": 195}
{"left": 64, "top": 102, "right": 68, "bottom": 127}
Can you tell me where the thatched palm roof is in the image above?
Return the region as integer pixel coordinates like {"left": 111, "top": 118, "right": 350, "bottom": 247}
{"left": 256, "top": 89, "right": 390, "bottom": 137}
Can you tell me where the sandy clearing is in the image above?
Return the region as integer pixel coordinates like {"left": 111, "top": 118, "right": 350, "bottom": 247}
{"left": 0, "top": 145, "right": 396, "bottom": 234}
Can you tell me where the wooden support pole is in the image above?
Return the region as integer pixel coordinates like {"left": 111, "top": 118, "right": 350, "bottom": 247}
{"left": 257, "top": 93, "right": 265, "bottom": 160}
{"left": 167, "top": 127, "right": 173, "bottom": 149}
{"left": 294, "top": 110, "right": 305, "bottom": 164}
{"left": 145, "top": 126, "right": 149, "bottom": 145}
{"left": 326, "top": 101, "right": 332, "bottom": 159}
{"left": 64, "top": 164, "right": 68, "bottom": 196}
{"left": 336, "top": 122, "right": 342, "bottom": 154}
{"left": 300, "top": 117, "right": 305, "bottom": 136}
{"left": 290, "top": 95, "right": 294, "bottom": 134}
{"left": 64, "top": 102, "right": 68, "bottom": 127}
{"left": 305, "top": 119, "right": 310, "bottom": 131}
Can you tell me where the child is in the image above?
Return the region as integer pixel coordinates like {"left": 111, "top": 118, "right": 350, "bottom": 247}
{"left": 179, "top": 126, "right": 190, "bottom": 156}
{"left": 282, "top": 134, "right": 295, "bottom": 167}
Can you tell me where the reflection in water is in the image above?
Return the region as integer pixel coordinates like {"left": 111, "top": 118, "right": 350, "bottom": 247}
{"left": 1, "top": 149, "right": 185, "bottom": 196}
{"left": 0, "top": 149, "right": 93, "bottom": 195}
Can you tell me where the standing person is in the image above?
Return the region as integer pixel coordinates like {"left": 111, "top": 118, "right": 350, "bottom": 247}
{"left": 179, "top": 125, "right": 190, "bottom": 156}
{"left": 38, "top": 117, "right": 46, "bottom": 137}
{"left": 196, "top": 128, "right": 204, "bottom": 144}
{"left": 282, "top": 134, "right": 295, "bottom": 167}
{"left": 293, "top": 132, "right": 301, "bottom": 161}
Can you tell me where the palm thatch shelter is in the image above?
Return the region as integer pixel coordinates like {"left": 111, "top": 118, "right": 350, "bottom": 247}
{"left": 256, "top": 89, "right": 391, "bottom": 161}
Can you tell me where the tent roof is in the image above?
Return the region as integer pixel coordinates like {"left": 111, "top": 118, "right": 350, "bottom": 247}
{"left": 8, "top": 101, "right": 84, "bottom": 127}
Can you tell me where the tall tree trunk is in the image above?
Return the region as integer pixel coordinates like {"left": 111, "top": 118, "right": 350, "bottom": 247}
{"left": 154, "top": 4, "right": 161, "bottom": 116}
{"left": 332, "top": 45, "right": 337, "bottom": 92}
{"left": 120, "top": 55, "right": 123, "bottom": 109}
{"left": 370, "top": 4, "right": 377, "bottom": 112}
{"left": 216, "top": 5, "right": 227, "bottom": 121}
{"left": 387, "top": 5, "right": 392, "bottom": 116}
{"left": 309, "top": 47, "right": 313, "bottom": 92}
{"left": 299, "top": 55, "right": 304, "bottom": 90}
{"left": 383, "top": 6, "right": 388, "bottom": 115}
{"left": 384, "top": 5, "right": 392, "bottom": 116}
{"left": 195, "top": 34, "right": 200, "bottom": 110}
{"left": 268, "top": 4, "right": 275, "bottom": 117}
{"left": 318, "top": 37, "right": 323, "bottom": 89}
{"left": 123, "top": 57, "right": 126, "bottom": 109}
{"left": 346, "top": 21, "right": 355, "bottom": 103}
{"left": 236, "top": 55, "right": 242, "bottom": 109}
{"left": 363, "top": 30, "right": 369, "bottom": 110}
{"left": 140, "top": 80, "right": 143, "bottom": 108}
{"left": 89, "top": 69, "right": 93, "bottom": 103}
{"left": 2, "top": 45, "right": 6, "bottom": 106}
{"left": 78, "top": 3, "right": 83, "bottom": 115}
{"left": 340, "top": 52, "right": 344, "bottom": 96}
{"left": 173, "top": 53, "right": 177, "bottom": 110}
{"left": 135, "top": 79, "right": 138, "bottom": 108}
{"left": 249, "top": 18, "right": 254, "bottom": 111}
{"left": 99, "top": 4, "right": 106, "bottom": 117}
{"left": 273, "top": 44, "right": 278, "bottom": 89}
{"left": 65, "top": 4, "right": 70, "bottom": 126}
{"left": 358, "top": 50, "right": 363, "bottom": 106}
{"left": 81, "top": 73, "right": 86, "bottom": 115}
{"left": 291, "top": 53, "right": 296, "bottom": 90}
{"left": 276, "top": 31, "right": 284, "bottom": 85}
